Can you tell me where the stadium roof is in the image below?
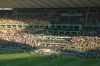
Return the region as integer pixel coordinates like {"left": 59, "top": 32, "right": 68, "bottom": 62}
{"left": 0, "top": 0, "right": 100, "bottom": 8}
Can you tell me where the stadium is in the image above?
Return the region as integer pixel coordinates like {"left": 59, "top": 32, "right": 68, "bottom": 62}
{"left": 0, "top": 0, "right": 100, "bottom": 66}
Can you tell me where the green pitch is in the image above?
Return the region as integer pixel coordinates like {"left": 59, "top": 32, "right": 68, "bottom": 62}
{"left": 0, "top": 53, "right": 100, "bottom": 66}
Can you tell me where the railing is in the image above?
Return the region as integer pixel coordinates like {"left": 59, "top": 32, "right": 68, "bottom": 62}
{"left": 0, "top": 24, "right": 99, "bottom": 27}
{"left": 43, "top": 36, "right": 71, "bottom": 39}
{"left": 83, "top": 25, "right": 100, "bottom": 27}
{"left": 0, "top": 24, "right": 81, "bottom": 27}
{"left": 46, "top": 30, "right": 80, "bottom": 33}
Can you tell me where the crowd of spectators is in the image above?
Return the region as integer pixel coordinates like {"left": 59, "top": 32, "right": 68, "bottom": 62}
{"left": 0, "top": 15, "right": 99, "bottom": 52}
{"left": 37, "top": 36, "right": 100, "bottom": 51}
{"left": 0, "top": 27, "right": 47, "bottom": 50}
{"left": 0, "top": 16, "right": 50, "bottom": 24}
{"left": 65, "top": 36, "right": 100, "bottom": 51}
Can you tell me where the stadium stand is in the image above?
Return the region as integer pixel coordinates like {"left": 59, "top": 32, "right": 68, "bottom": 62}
{"left": 0, "top": 8, "right": 100, "bottom": 58}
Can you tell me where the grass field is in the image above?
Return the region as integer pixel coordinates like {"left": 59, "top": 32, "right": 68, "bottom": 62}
{"left": 0, "top": 53, "right": 100, "bottom": 66}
